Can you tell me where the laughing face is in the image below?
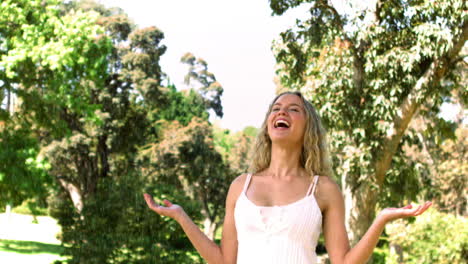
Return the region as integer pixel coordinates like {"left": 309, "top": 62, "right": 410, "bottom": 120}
{"left": 267, "top": 94, "right": 307, "bottom": 146}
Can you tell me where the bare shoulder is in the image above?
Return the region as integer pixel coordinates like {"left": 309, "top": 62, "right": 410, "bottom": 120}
{"left": 230, "top": 173, "right": 248, "bottom": 193}
{"left": 315, "top": 176, "right": 344, "bottom": 211}
{"left": 316, "top": 176, "right": 341, "bottom": 195}
{"left": 226, "top": 173, "right": 248, "bottom": 205}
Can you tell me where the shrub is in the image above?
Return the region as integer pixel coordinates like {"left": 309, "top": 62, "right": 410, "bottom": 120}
{"left": 386, "top": 208, "right": 467, "bottom": 264}
{"left": 49, "top": 174, "right": 204, "bottom": 264}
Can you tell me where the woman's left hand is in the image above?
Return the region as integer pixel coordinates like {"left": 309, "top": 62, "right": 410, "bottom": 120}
{"left": 379, "top": 201, "right": 432, "bottom": 223}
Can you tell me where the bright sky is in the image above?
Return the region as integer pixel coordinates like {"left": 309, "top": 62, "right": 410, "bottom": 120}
{"left": 98, "top": 0, "right": 311, "bottom": 132}
{"left": 96, "top": 0, "right": 465, "bottom": 130}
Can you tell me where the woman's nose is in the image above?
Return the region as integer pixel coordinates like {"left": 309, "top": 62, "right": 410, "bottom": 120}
{"left": 277, "top": 108, "right": 287, "bottom": 115}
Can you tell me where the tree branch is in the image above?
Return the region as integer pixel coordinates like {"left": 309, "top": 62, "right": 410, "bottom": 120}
{"left": 450, "top": 55, "right": 467, "bottom": 65}
{"left": 58, "top": 177, "right": 83, "bottom": 213}
{"left": 318, "top": 1, "right": 365, "bottom": 97}
{"left": 318, "top": 0, "right": 349, "bottom": 41}
{"left": 372, "top": 0, "right": 384, "bottom": 26}
{"left": 375, "top": 20, "right": 468, "bottom": 185}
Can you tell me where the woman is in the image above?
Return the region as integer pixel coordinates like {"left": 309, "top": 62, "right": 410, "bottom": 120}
{"left": 144, "top": 91, "right": 431, "bottom": 264}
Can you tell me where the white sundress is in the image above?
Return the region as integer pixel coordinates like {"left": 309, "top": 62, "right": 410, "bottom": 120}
{"left": 234, "top": 173, "right": 322, "bottom": 264}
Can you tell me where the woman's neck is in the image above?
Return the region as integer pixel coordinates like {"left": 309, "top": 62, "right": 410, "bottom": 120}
{"left": 266, "top": 143, "right": 304, "bottom": 179}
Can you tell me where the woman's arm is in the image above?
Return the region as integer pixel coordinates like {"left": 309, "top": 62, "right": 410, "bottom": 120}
{"left": 320, "top": 178, "right": 431, "bottom": 264}
{"left": 143, "top": 174, "right": 244, "bottom": 264}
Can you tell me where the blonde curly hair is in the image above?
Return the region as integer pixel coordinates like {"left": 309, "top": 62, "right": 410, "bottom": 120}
{"left": 248, "top": 91, "right": 333, "bottom": 177}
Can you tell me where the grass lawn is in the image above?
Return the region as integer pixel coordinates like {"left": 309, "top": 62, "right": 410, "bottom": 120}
{"left": 0, "top": 213, "right": 66, "bottom": 264}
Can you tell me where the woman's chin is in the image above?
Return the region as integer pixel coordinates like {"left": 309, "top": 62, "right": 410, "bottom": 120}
{"left": 270, "top": 134, "right": 299, "bottom": 144}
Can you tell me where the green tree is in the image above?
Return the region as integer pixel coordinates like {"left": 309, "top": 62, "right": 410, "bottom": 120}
{"left": 181, "top": 52, "right": 224, "bottom": 118}
{"left": 213, "top": 125, "right": 258, "bottom": 174}
{"left": 430, "top": 126, "right": 467, "bottom": 216}
{"left": 405, "top": 116, "right": 467, "bottom": 216}
{"left": 386, "top": 208, "right": 467, "bottom": 263}
{"left": 139, "top": 117, "right": 235, "bottom": 241}
{"left": 0, "top": 0, "right": 176, "bottom": 263}
{"left": 159, "top": 84, "right": 209, "bottom": 126}
{"left": 1, "top": 0, "right": 240, "bottom": 263}
{"left": 0, "top": 0, "right": 112, "bottom": 211}
{"left": 0, "top": 120, "right": 51, "bottom": 209}
{"left": 270, "top": 0, "right": 467, "bottom": 246}
{"left": 0, "top": 0, "right": 170, "bottom": 210}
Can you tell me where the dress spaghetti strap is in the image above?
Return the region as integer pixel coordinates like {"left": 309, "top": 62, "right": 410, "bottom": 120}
{"left": 243, "top": 173, "right": 253, "bottom": 193}
{"left": 235, "top": 173, "right": 323, "bottom": 264}
{"left": 306, "top": 175, "right": 319, "bottom": 196}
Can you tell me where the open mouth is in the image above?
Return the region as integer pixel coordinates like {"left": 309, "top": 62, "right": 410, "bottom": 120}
{"left": 274, "top": 119, "right": 290, "bottom": 128}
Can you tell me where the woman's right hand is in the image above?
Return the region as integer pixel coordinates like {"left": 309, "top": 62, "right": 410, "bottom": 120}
{"left": 143, "top": 193, "right": 185, "bottom": 221}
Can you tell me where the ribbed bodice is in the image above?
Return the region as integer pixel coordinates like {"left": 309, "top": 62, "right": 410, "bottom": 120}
{"left": 234, "top": 174, "right": 322, "bottom": 264}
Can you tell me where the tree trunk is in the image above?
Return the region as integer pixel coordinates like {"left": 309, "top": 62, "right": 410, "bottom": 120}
{"left": 0, "top": 90, "right": 3, "bottom": 108}
{"left": 58, "top": 178, "right": 84, "bottom": 214}
{"left": 344, "top": 17, "right": 468, "bottom": 255}
{"left": 5, "top": 204, "right": 11, "bottom": 221}
{"left": 342, "top": 172, "right": 378, "bottom": 245}
{"left": 390, "top": 243, "right": 404, "bottom": 263}
{"left": 179, "top": 176, "right": 222, "bottom": 239}
{"left": 203, "top": 217, "right": 218, "bottom": 240}
{"left": 6, "top": 88, "right": 10, "bottom": 113}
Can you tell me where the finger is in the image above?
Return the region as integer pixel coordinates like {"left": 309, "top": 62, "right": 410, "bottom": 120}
{"left": 152, "top": 206, "right": 167, "bottom": 214}
{"left": 163, "top": 200, "right": 173, "bottom": 207}
{"left": 413, "top": 203, "right": 431, "bottom": 216}
{"left": 147, "top": 201, "right": 169, "bottom": 215}
{"left": 144, "top": 194, "right": 160, "bottom": 209}
{"left": 143, "top": 193, "right": 154, "bottom": 201}
{"left": 402, "top": 204, "right": 421, "bottom": 216}
{"left": 412, "top": 205, "right": 424, "bottom": 215}
{"left": 143, "top": 193, "right": 154, "bottom": 204}
{"left": 403, "top": 204, "right": 413, "bottom": 209}
{"left": 415, "top": 201, "right": 432, "bottom": 215}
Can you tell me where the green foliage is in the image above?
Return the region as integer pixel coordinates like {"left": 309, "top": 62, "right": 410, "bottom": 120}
{"left": 49, "top": 174, "right": 203, "bottom": 264}
{"left": 272, "top": 0, "right": 465, "bottom": 155}
{"left": 270, "top": 0, "right": 307, "bottom": 16}
{"left": 378, "top": 151, "right": 421, "bottom": 206}
{"left": 271, "top": 0, "right": 467, "bottom": 244}
{"left": 213, "top": 126, "right": 257, "bottom": 174}
{"left": 419, "top": 125, "right": 467, "bottom": 216}
{"left": 0, "top": 123, "right": 52, "bottom": 209}
{"left": 271, "top": 0, "right": 466, "bottom": 201}
{"left": 11, "top": 199, "right": 49, "bottom": 216}
{"left": 1, "top": 0, "right": 113, "bottom": 133}
{"left": 213, "top": 126, "right": 236, "bottom": 159}
{"left": 386, "top": 209, "right": 468, "bottom": 263}
{"left": 0, "top": 0, "right": 215, "bottom": 263}
{"left": 372, "top": 243, "right": 390, "bottom": 264}
{"left": 0, "top": 1, "right": 238, "bottom": 263}
{"left": 159, "top": 85, "right": 208, "bottom": 126}
{"left": 139, "top": 117, "right": 236, "bottom": 239}
{"left": 181, "top": 52, "right": 224, "bottom": 118}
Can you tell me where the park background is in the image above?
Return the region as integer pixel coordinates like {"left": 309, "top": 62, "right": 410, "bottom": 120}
{"left": 0, "top": 0, "right": 466, "bottom": 263}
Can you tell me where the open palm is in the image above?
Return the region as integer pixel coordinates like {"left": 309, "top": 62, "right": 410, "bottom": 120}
{"left": 380, "top": 201, "right": 432, "bottom": 222}
{"left": 143, "top": 193, "right": 184, "bottom": 220}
